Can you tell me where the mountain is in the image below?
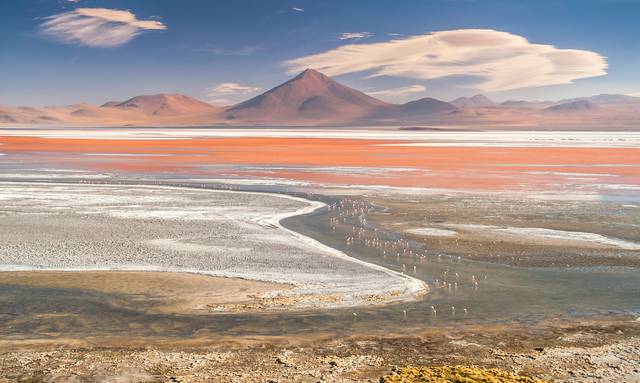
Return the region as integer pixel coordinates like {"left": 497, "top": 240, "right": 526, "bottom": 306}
{"left": 500, "top": 100, "right": 553, "bottom": 108}
{"left": 588, "top": 94, "right": 640, "bottom": 104}
{"left": 500, "top": 100, "right": 529, "bottom": 107}
{"left": 0, "top": 103, "right": 149, "bottom": 125}
{"left": 451, "top": 94, "right": 496, "bottom": 108}
{"left": 0, "top": 105, "right": 61, "bottom": 124}
{"left": 397, "top": 97, "right": 459, "bottom": 116}
{"left": 0, "top": 94, "right": 219, "bottom": 126}
{"left": 545, "top": 100, "right": 596, "bottom": 113}
{"left": 224, "top": 69, "right": 460, "bottom": 124}
{"left": 103, "top": 93, "right": 217, "bottom": 116}
{"left": 556, "top": 94, "right": 640, "bottom": 105}
{"left": 225, "top": 69, "right": 391, "bottom": 123}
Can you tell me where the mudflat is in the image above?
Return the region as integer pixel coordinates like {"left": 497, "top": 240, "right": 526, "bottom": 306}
{"left": 0, "top": 271, "right": 292, "bottom": 314}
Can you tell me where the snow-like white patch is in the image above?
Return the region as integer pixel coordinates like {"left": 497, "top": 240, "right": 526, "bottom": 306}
{"left": 0, "top": 168, "right": 111, "bottom": 180}
{"left": 498, "top": 227, "right": 640, "bottom": 250}
{"left": 2, "top": 129, "right": 639, "bottom": 148}
{"left": 447, "top": 224, "right": 640, "bottom": 250}
{"left": 168, "top": 176, "right": 606, "bottom": 202}
{"left": 449, "top": 224, "right": 495, "bottom": 230}
{"left": 173, "top": 178, "right": 312, "bottom": 187}
{"left": 405, "top": 228, "right": 457, "bottom": 237}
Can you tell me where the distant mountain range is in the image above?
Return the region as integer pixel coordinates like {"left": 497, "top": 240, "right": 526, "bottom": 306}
{"left": 103, "top": 93, "right": 217, "bottom": 116}
{"left": 2, "top": 69, "right": 640, "bottom": 129}
{"left": 451, "top": 94, "right": 496, "bottom": 108}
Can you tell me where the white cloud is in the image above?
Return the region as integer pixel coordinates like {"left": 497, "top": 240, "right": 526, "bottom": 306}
{"left": 286, "top": 29, "right": 607, "bottom": 92}
{"left": 339, "top": 32, "right": 373, "bottom": 41}
{"left": 208, "top": 83, "right": 261, "bottom": 95}
{"left": 40, "top": 8, "right": 166, "bottom": 48}
{"left": 368, "top": 85, "right": 427, "bottom": 98}
{"left": 206, "top": 83, "right": 261, "bottom": 104}
{"left": 292, "top": 7, "right": 304, "bottom": 12}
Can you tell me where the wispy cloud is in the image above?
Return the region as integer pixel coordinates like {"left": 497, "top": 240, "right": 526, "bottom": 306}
{"left": 292, "top": 7, "right": 304, "bottom": 12}
{"left": 193, "top": 45, "right": 264, "bottom": 56}
{"left": 368, "top": 85, "right": 427, "bottom": 98}
{"left": 208, "top": 83, "right": 261, "bottom": 95}
{"left": 206, "top": 83, "right": 261, "bottom": 104}
{"left": 338, "top": 32, "right": 373, "bottom": 41}
{"left": 40, "top": 8, "right": 166, "bottom": 47}
{"left": 286, "top": 29, "right": 607, "bottom": 92}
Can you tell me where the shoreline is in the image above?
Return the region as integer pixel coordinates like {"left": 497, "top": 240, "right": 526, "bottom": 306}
{"left": 0, "top": 181, "right": 428, "bottom": 310}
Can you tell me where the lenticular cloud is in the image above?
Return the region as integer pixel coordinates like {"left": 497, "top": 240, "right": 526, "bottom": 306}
{"left": 285, "top": 29, "right": 607, "bottom": 92}
{"left": 40, "top": 8, "right": 166, "bottom": 48}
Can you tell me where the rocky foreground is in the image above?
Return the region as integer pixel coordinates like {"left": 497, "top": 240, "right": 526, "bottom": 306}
{"left": 1, "top": 320, "right": 638, "bottom": 382}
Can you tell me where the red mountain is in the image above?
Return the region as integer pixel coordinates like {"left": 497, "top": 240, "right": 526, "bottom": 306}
{"left": 225, "top": 69, "right": 392, "bottom": 123}
{"left": 103, "top": 93, "right": 217, "bottom": 116}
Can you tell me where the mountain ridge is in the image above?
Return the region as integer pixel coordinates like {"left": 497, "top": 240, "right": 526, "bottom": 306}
{"left": 103, "top": 93, "right": 218, "bottom": 116}
{"left": 2, "top": 69, "right": 640, "bottom": 128}
{"left": 451, "top": 94, "right": 496, "bottom": 108}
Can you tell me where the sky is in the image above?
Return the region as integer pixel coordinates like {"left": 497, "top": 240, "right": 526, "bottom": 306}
{"left": 1, "top": 0, "right": 640, "bottom": 106}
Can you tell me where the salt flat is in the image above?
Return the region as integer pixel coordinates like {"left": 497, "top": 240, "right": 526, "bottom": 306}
{"left": 0, "top": 182, "right": 426, "bottom": 309}
{"left": 1, "top": 128, "right": 640, "bottom": 147}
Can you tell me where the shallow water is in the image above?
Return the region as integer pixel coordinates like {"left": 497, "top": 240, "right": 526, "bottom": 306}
{"left": 0, "top": 182, "right": 639, "bottom": 341}
{"left": 285, "top": 201, "right": 640, "bottom": 323}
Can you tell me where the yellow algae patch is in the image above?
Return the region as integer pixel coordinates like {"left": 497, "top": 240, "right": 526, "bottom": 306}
{"left": 381, "top": 366, "right": 549, "bottom": 383}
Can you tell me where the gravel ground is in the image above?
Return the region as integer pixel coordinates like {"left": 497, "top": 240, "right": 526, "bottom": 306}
{"left": 0, "top": 182, "right": 425, "bottom": 309}
{"left": 509, "top": 335, "right": 640, "bottom": 382}
{"left": 1, "top": 330, "right": 637, "bottom": 382}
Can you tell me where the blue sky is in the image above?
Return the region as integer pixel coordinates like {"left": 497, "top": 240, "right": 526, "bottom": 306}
{"left": 1, "top": 0, "right": 639, "bottom": 106}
